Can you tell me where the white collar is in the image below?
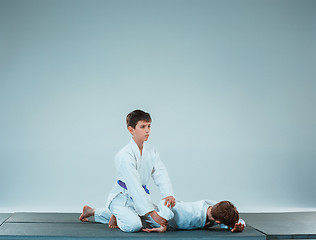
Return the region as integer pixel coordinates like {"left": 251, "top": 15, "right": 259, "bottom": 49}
{"left": 130, "top": 138, "right": 144, "bottom": 158}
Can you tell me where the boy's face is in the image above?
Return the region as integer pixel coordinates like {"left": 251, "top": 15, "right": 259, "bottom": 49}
{"left": 128, "top": 120, "right": 151, "bottom": 143}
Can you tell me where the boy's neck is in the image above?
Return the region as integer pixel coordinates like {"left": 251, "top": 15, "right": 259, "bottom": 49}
{"left": 133, "top": 137, "right": 144, "bottom": 154}
{"left": 205, "top": 206, "right": 214, "bottom": 226}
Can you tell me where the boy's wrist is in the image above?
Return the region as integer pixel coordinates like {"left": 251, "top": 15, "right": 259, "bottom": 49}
{"left": 149, "top": 210, "right": 157, "bottom": 216}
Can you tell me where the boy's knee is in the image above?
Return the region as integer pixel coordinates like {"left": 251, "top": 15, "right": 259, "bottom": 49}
{"left": 120, "top": 219, "right": 142, "bottom": 233}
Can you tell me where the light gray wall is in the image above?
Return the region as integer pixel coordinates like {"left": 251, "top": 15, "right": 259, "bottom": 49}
{"left": 1, "top": 0, "right": 315, "bottom": 213}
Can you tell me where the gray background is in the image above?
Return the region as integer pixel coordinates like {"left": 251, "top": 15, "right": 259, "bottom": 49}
{"left": 1, "top": 0, "right": 315, "bottom": 213}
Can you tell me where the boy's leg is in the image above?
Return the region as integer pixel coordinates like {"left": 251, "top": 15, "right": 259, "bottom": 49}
{"left": 80, "top": 205, "right": 116, "bottom": 228}
{"left": 94, "top": 208, "right": 111, "bottom": 224}
{"left": 109, "top": 193, "right": 142, "bottom": 233}
{"left": 108, "top": 214, "right": 118, "bottom": 228}
{"left": 79, "top": 205, "right": 95, "bottom": 222}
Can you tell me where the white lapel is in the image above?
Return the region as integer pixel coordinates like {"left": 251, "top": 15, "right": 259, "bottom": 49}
{"left": 130, "top": 138, "right": 141, "bottom": 169}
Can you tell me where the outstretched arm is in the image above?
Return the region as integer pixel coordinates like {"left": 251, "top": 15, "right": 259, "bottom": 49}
{"left": 216, "top": 219, "right": 246, "bottom": 232}
{"left": 231, "top": 222, "right": 245, "bottom": 232}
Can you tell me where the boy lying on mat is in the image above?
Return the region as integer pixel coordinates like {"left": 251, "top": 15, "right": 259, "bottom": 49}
{"left": 142, "top": 199, "right": 245, "bottom": 233}
{"left": 80, "top": 199, "right": 245, "bottom": 232}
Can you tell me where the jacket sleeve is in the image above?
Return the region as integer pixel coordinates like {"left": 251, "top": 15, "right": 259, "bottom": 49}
{"left": 238, "top": 218, "right": 246, "bottom": 226}
{"left": 117, "top": 152, "right": 155, "bottom": 216}
{"left": 151, "top": 150, "right": 174, "bottom": 198}
{"left": 219, "top": 219, "right": 246, "bottom": 229}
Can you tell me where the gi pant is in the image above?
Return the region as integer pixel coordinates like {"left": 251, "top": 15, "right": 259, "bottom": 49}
{"left": 95, "top": 193, "right": 173, "bottom": 233}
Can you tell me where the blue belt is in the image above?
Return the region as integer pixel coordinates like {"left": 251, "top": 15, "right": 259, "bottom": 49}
{"left": 117, "top": 180, "right": 150, "bottom": 194}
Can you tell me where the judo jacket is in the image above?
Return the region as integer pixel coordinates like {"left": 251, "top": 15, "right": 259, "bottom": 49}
{"left": 106, "top": 138, "right": 174, "bottom": 216}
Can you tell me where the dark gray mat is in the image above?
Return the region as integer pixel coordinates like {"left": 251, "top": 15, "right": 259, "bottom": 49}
{"left": 0, "top": 222, "right": 264, "bottom": 240}
{"left": 240, "top": 212, "right": 316, "bottom": 239}
{"left": 6, "top": 212, "right": 82, "bottom": 223}
{"left": 0, "top": 214, "right": 12, "bottom": 226}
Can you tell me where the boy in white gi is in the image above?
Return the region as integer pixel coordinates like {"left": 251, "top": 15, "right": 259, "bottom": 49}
{"left": 142, "top": 200, "right": 245, "bottom": 233}
{"left": 80, "top": 110, "right": 175, "bottom": 232}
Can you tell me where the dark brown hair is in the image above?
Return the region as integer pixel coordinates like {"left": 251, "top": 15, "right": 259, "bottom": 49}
{"left": 126, "top": 110, "right": 151, "bottom": 129}
{"left": 211, "top": 201, "right": 239, "bottom": 228}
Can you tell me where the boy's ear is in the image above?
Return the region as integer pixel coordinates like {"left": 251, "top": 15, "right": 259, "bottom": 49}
{"left": 128, "top": 126, "right": 134, "bottom": 135}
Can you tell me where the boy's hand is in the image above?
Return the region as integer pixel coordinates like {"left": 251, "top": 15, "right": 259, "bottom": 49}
{"left": 149, "top": 211, "right": 168, "bottom": 226}
{"left": 231, "top": 222, "right": 245, "bottom": 232}
{"left": 162, "top": 196, "right": 176, "bottom": 208}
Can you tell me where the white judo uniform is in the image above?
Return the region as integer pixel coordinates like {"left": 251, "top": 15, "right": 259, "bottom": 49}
{"left": 95, "top": 138, "right": 174, "bottom": 232}
{"left": 165, "top": 200, "right": 217, "bottom": 229}
{"left": 158, "top": 200, "right": 246, "bottom": 230}
{"left": 95, "top": 199, "right": 245, "bottom": 231}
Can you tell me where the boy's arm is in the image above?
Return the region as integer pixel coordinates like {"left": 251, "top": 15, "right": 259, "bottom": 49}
{"left": 151, "top": 150, "right": 175, "bottom": 202}
{"left": 231, "top": 219, "right": 246, "bottom": 232}
{"left": 217, "top": 219, "right": 245, "bottom": 232}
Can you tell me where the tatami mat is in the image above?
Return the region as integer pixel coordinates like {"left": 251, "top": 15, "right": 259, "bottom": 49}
{"left": 240, "top": 212, "right": 316, "bottom": 239}
{"left": 0, "top": 213, "right": 264, "bottom": 239}
{"left": 2, "top": 212, "right": 316, "bottom": 239}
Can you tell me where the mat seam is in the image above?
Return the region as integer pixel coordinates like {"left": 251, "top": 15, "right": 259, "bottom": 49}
{"left": 0, "top": 214, "right": 13, "bottom": 227}
{"left": 249, "top": 226, "right": 268, "bottom": 240}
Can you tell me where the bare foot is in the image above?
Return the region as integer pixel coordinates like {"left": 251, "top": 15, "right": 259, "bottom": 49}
{"left": 79, "top": 205, "right": 95, "bottom": 222}
{"left": 142, "top": 225, "right": 167, "bottom": 233}
{"left": 108, "top": 214, "right": 118, "bottom": 228}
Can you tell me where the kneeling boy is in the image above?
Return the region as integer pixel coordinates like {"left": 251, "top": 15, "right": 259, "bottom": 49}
{"left": 80, "top": 110, "right": 175, "bottom": 232}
